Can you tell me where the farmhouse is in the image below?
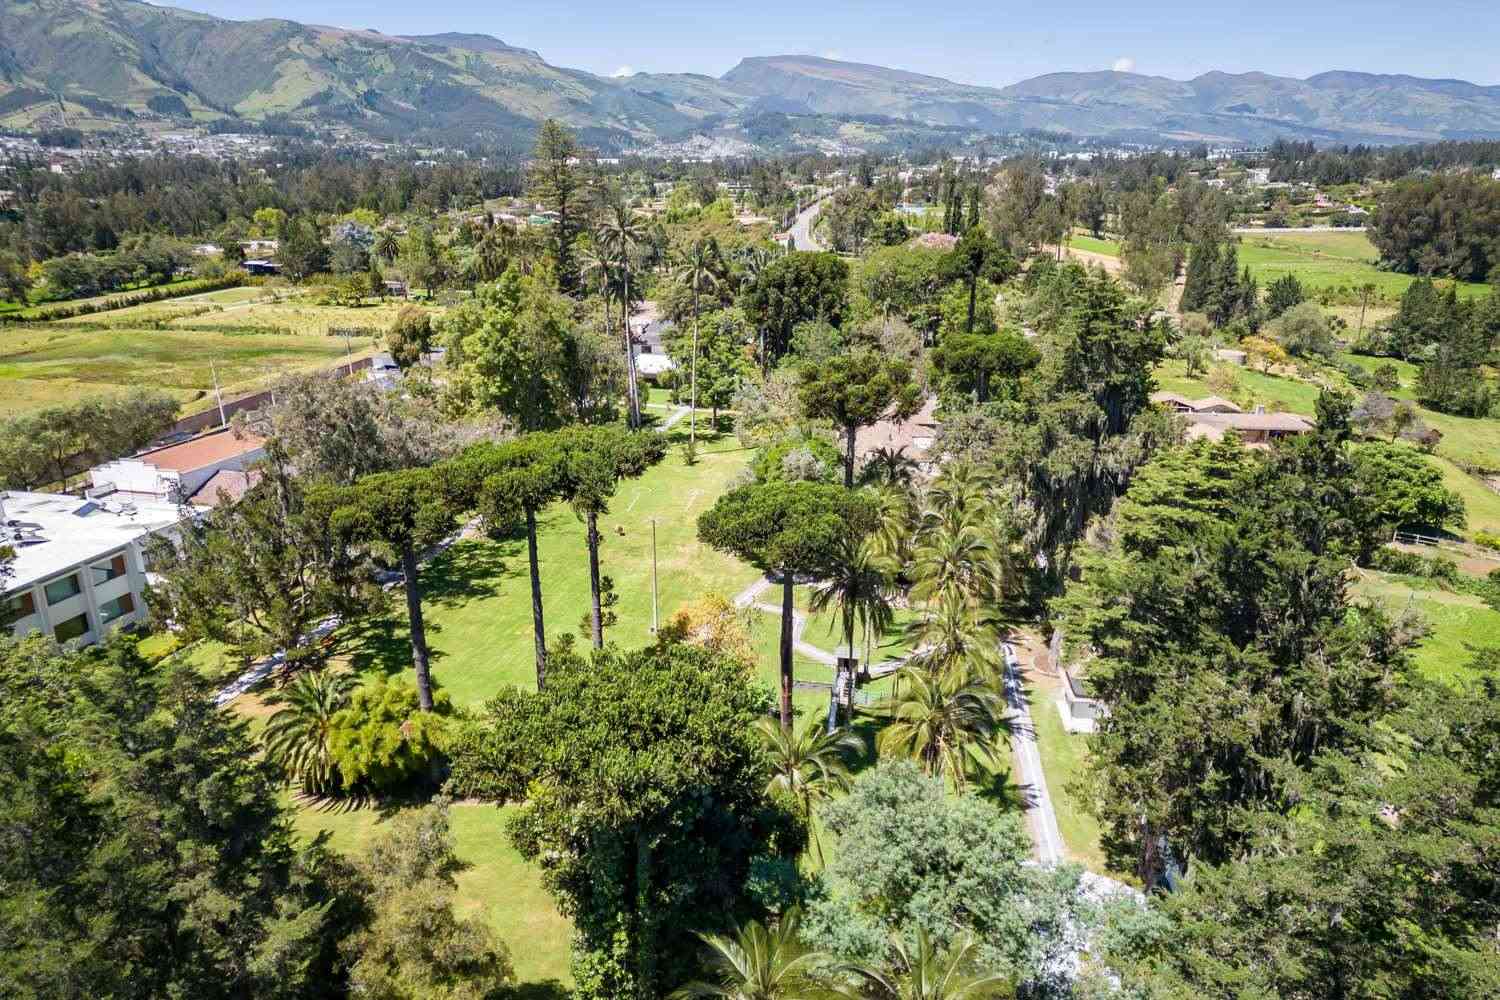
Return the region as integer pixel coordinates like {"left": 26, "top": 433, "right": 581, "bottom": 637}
{"left": 1, "top": 490, "right": 184, "bottom": 647}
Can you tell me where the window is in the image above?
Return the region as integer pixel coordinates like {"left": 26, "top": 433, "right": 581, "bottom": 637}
{"left": 98, "top": 592, "right": 135, "bottom": 625}
{"left": 92, "top": 553, "right": 128, "bottom": 585}
{"left": 43, "top": 573, "right": 82, "bottom": 606}
{"left": 52, "top": 612, "right": 90, "bottom": 643}
{"left": 2, "top": 591, "right": 36, "bottom": 627}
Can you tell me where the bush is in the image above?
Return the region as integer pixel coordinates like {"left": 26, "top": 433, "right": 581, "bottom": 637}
{"left": 1475, "top": 530, "right": 1500, "bottom": 552}
{"left": 751, "top": 429, "right": 841, "bottom": 484}
{"left": 0, "top": 273, "right": 246, "bottom": 323}
{"left": 1372, "top": 362, "right": 1401, "bottom": 391}
{"left": 328, "top": 678, "right": 451, "bottom": 792}
{"left": 1368, "top": 546, "right": 1461, "bottom": 583}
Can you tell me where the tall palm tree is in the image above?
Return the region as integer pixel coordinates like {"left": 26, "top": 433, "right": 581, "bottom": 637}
{"left": 373, "top": 228, "right": 400, "bottom": 264}
{"left": 859, "top": 446, "right": 920, "bottom": 489}
{"left": 263, "top": 669, "right": 357, "bottom": 796}
{"left": 599, "top": 194, "right": 646, "bottom": 428}
{"left": 909, "top": 524, "right": 997, "bottom": 608}
{"left": 739, "top": 245, "right": 774, "bottom": 371}
{"left": 673, "top": 908, "right": 831, "bottom": 1000}
{"left": 840, "top": 929, "right": 1012, "bottom": 1000}
{"left": 877, "top": 667, "right": 1010, "bottom": 791}
{"left": 578, "top": 238, "right": 614, "bottom": 340}
{"left": 757, "top": 716, "right": 864, "bottom": 865}
{"left": 903, "top": 593, "right": 1003, "bottom": 685}
{"left": 674, "top": 237, "right": 724, "bottom": 447}
{"left": 811, "top": 536, "right": 895, "bottom": 681}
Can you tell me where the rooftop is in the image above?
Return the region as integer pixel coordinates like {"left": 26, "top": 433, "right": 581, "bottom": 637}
{"left": 1, "top": 491, "right": 184, "bottom": 591}
{"left": 134, "top": 429, "right": 266, "bottom": 474}
{"left": 187, "top": 469, "right": 260, "bottom": 509}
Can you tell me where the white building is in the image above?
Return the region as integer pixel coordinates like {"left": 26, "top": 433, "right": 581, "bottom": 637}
{"left": 1, "top": 491, "right": 185, "bottom": 646}
{"left": 89, "top": 429, "right": 265, "bottom": 507}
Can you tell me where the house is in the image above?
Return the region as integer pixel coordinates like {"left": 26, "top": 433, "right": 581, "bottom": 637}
{"left": 239, "top": 238, "right": 279, "bottom": 255}
{"left": 1151, "top": 392, "right": 1312, "bottom": 446}
{"left": 912, "top": 232, "right": 958, "bottom": 250}
{"left": 1213, "top": 348, "right": 1248, "bottom": 366}
{"left": 1151, "top": 392, "right": 1243, "bottom": 414}
{"left": 1, "top": 490, "right": 186, "bottom": 647}
{"left": 242, "top": 259, "right": 279, "bottom": 276}
{"left": 382, "top": 279, "right": 409, "bottom": 298}
{"left": 88, "top": 429, "right": 266, "bottom": 507}
{"left": 1058, "top": 666, "right": 1104, "bottom": 733}
{"left": 855, "top": 396, "right": 942, "bottom": 469}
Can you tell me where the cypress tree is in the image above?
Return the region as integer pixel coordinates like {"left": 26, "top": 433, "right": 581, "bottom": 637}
{"left": 1180, "top": 238, "right": 1220, "bottom": 313}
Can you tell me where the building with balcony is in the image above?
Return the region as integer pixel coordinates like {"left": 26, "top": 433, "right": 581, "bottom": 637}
{"left": 1, "top": 491, "right": 185, "bottom": 647}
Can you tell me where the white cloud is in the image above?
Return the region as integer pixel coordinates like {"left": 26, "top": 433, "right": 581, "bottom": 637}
{"left": 611, "top": 65, "right": 636, "bottom": 78}
{"left": 821, "top": 50, "right": 846, "bottom": 62}
{"left": 1112, "top": 57, "right": 1136, "bottom": 73}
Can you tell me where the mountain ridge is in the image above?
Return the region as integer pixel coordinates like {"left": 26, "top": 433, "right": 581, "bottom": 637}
{"left": 3, "top": 0, "right": 1499, "bottom": 149}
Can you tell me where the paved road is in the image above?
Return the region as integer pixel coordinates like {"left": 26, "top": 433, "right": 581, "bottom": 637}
{"left": 788, "top": 195, "right": 827, "bottom": 251}
{"left": 1003, "top": 641, "right": 1067, "bottom": 866}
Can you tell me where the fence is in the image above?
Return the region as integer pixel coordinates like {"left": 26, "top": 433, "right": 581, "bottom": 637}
{"left": 1392, "top": 530, "right": 1500, "bottom": 563}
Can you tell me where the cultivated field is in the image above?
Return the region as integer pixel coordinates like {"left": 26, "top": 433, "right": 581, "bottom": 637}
{"left": 0, "top": 288, "right": 409, "bottom": 418}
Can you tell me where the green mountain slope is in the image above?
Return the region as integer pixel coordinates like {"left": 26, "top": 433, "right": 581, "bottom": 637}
{"left": 3, "top": 0, "right": 1499, "bottom": 148}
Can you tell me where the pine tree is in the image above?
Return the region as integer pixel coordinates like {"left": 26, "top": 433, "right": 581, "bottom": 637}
{"left": 1180, "top": 238, "right": 1219, "bottom": 313}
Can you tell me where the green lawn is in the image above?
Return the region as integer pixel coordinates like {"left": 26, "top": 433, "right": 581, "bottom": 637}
{"left": 1022, "top": 674, "right": 1112, "bottom": 876}
{"left": 1351, "top": 570, "right": 1500, "bottom": 682}
{"left": 1234, "top": 231, "right": 1490, "bottom": 303}
{"left": 292, "top": 799, "right": 573, "bottom": 990}
{"left": 1067, "top": 233, "right": 1121, "bottom": 256}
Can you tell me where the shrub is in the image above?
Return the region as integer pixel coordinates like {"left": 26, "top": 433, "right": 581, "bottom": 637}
{"left": 328, "top": 678, "right": 451, "bottom": 792}
{"left": 751, "top": 428, "right": 841, "bottom": 484}
{"left": 0, "top": 273, "right": 246, "bottom": 323}
{"left": 1372, "top": 362, "right": 1401, "bottom": 391}
{"left": 1475, "top": 530, "right": 1500, "bottom": 552}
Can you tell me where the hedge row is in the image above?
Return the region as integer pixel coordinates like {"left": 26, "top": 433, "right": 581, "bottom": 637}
{"left": 0, "top": 273, "right": 248, "bottom": 324}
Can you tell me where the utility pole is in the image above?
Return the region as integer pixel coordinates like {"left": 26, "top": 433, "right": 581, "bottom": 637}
{"left": 209, "top": 359, "right": 226, "bottom": 428}
{"left": 650, "top": 517, "right": 659, "bottom": 634}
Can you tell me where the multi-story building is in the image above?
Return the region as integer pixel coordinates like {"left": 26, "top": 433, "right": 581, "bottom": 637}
{"left": 1, "top": 491, "right": 185, "bottom": 647}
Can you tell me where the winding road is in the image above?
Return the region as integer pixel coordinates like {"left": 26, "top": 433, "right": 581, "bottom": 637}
{"left": 788, "top": 194, "right": 828, "bottom": 251}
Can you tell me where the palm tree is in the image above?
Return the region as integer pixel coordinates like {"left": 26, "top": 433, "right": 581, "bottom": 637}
{"left": 877, "top": 667, "right": 1010, "bottom": 791}
{"left": 373, "top": 228, "right": 400, "bottom": 264}
{"left": 674, "top": 237, "right": 725, "bottom": 447}
{"left": 909, "top": 524, "right": 996, "bottom": 608}
{"left": 811, "top": 536, "right": 895, "bottom": 682}
{"left": 859, "top": 446, "right": 920, "bottom": 489}
{"left": 673, "top": 908, "right": 831, "bottom": 1000}
{"left": 840, "top": 929, "right": 1012, "bottom": 1000}
{"left": 262, "top": 669, "right": 357, "bottom": 796}
{"left": 758, "top": 716, "right": 863, "bottom": 865}
{"left": 599, "top": 194, "right": 646, "bottom": 428}
{"left": 578, "top": 238, "right": 614, "bottom": 340}
{"left": 739, "top": 245, "right": 774, "bottom": 371}
{"left": 903, "top": 593, "right": 1003, "bottom": 685}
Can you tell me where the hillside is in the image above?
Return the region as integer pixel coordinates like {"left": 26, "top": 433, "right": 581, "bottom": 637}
{"left": 4, "top": 0, "right": 1500, "bottom": 149}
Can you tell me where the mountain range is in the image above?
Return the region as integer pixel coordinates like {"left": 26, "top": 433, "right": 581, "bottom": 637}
{"left": 4, "top": 0, "right": 1500, "bottom": 151}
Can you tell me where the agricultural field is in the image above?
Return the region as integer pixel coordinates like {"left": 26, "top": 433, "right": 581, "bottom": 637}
{"left": 0, "top": 288, "right": 409, "bottom": 418}
{"left": 1234, "top": 230, "right": 1490, "bottom": 302}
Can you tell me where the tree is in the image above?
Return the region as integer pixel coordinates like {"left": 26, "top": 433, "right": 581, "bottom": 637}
{"left": 929, "top": 330, "right": 1039, "bottom": 404}
{"left": 1264, "top": 272, "right": 1305, "bottom": 318}
{"left": 676, "top": 237, "right": 726, "bottom": 447}
{"left": 945, "top": 227, "right": 1018, "bottom": 336}
{"left": 1179, "top": 237, "right": 1219, "bottom": 314}
{"left": 757, "top": 716, "right": 862, "bottom": 864}
{"left": 146, "top": 444, "right": 376, "bottom": 672}
{"left": 262, "top": 669, "right": 357, "bottom": 796}
{"left": 0, "top": 636, "right": 352, "bottom": 998}
{"left": 743, "top": 252, "right": 850, "bottom": 369}
{"left": 0, "top": 249, "right": 33, "bottom": 303}
{"left": 1350, "top": 439, "right": 1466, "bottom": 533}
{"left": 811, "top": 535, "right": 894, "bottom": 675}
{"left": 327, "top": 678, "right": 451, "bottom": 792}
{"left": 276, "top": 215, "right": 327, "bottom": 283}
{"left": 797, "top": 350, "right": 922, "bottom": 488}
{"left": 598, "top": 191, "right": 647, "bottom": 427}
{"left": 876, "top": 667, "right": 1008, "bottom": 790}
{"left": 698, "top": 482, "right": 880, "bottom": 728}
{"left": 840, "top": 929, "right": 1013, "bottom": 1000}
{"left": 1268, "top": 301, "right": 1336, "bottom": 359}
{"left": 1371, "top": 172, "right": 1500, "bottom": 282}
{"left": 447, "top": 642, "right": 797, "bottom": 1000}
{"left": 528, "top": 119, "right": 586, "bottom": 290}
{"left": 374, "top": 228, "right": 401, "bottom": 264}
{"left": 386, "top": 305, "right": 433, "bottom": 371}
{"left": 399, "top": 225, "right": 444, "bottom": 299}
{"left": 323, "top": 467, "right": 456, "bottom": 711}
{"left": 343, "top": 801, "right": 514, "bottom": 999}
{"left": 672, "top": 909, "right": 829, "bottom": 1000}
{"left": 438, "top": 270, "right": 577, "bottom": 429}
{"left": 801, "top": 762, "right": 1087, "bottom": 989}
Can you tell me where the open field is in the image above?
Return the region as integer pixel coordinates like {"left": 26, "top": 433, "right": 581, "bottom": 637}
{"left": 0, "top": 289, "right": 404, "bottom": 418}
{"left": 1351, "top": 570, "right": 1500, "bottom": 682}
{"left": 1235, "top": 231, "right": 1490, "bottom": 302}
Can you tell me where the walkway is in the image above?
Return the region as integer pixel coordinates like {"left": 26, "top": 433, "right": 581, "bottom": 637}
{"left": 788, "top": 194, "right": 828, "bottom": 251}
{"left": 1002, "top": 640, "right": 1067, "bottom": 866}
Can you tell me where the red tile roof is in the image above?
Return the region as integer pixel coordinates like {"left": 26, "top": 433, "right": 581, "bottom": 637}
{"left": 137, "top": 430, "right": 265, "bottom": 473}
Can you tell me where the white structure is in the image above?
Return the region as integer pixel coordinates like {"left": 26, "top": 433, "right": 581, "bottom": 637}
{"left": 1, "top": 491, "right": 185, "bottom": 646}
{"left": 1057, "top": 666, "right": 1104, "bottom": 734}
{"left": 89, "top": 429, "right": 265, "bottom": 506}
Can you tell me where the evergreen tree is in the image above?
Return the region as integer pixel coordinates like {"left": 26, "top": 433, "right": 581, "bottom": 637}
{"left": 1179, "top": 237, "right": 1219, "bottom": 313}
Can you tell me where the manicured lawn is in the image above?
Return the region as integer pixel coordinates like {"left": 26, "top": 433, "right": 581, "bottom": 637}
{"left": 0, "top": 293, "right": 407, "bottom": 417}
{"left": 292, "top": 799, "right": 573, "bottom": 989}
{"left": 1021, "top": 671, "right": 1112, "bottom": 875}
{"left": 1067, "top": 233, "right": 1121, "bottom": 256}
{"left": 1351, "top": 570, "right": 1500, "bottom": 682}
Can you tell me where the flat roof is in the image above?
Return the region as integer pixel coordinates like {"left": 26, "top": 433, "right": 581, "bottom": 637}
{"left": 134, "top": 429, "right": 265, "bottom": 474}
{"left": 2, "top": 491, "right": 184, "bottom": 591}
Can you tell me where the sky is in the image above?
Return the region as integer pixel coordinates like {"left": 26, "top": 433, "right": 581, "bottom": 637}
{"left": 163, "top": 1, "right": 1500, "bottom": 87}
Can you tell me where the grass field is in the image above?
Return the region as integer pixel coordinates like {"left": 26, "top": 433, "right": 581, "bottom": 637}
{"left": 1351, "top": 570, "right": 1500, "bottom": 682}
{"left": 1022, "top": 670, "right": 1112, "bottom": 875}
{"left": 0, "top": 289, "right": 403, "bottom": 418}
{"left": 1067, "top": 233, "right": 1122, "bottom": 256}
{"left": 292, "top": 800, "right": 573, "bottom": 991}
{"left": 1235, "top": 231, "right": 1490, "bottom": 302}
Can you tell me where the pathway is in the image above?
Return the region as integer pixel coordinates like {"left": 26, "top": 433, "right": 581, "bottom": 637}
{"left": 788, "top": 195, "right": 828, "bottom": 251}
{"left": 1002, "top": 640, "right": 1067, "bottom": 866}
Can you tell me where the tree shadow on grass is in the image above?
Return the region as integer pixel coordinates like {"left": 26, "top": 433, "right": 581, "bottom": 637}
{"left": 421, "top": 539, "right": 514, "bottom": 608}
{"left": 340, "top": 613, "right": 446, "bottom": 682}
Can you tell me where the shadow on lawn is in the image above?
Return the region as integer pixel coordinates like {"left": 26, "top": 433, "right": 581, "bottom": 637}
{"left": 506, "top": 981, "right": 570, "bottom": 1000}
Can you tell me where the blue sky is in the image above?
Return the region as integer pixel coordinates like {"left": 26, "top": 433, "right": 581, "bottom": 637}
{"left": 167, "top": 1, "right": 1500, "bottom": 86}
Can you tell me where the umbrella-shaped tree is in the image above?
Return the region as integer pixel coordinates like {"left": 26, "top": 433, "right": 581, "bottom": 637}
{"left": 797, "top": 349, "right": 923, "bottom": 488}
{"left": 698, "top": 482, "right": 879, "bottom": 729}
